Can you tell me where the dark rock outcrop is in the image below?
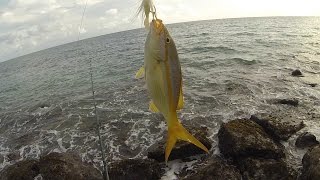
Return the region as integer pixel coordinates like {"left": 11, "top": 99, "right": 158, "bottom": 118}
{"left": 301, "top": 145, "right": 320, "bottom": 180}
{"left": 0, "top": 154, "right": 4, "bottom": 164}
{"left": 183, "top": 156, "right": 241, "bottom": 180}
{"left": 239, "top": 157, "right": 296, "bottom": 180}
{"left": 295, "top": 132, "right": 319, "bottom": 149}
{"left": 0, "top": 152, "right": 105, "bottom": 180}
{"left": 6, "top": 152, "right": 21, "bottom": 161}
{"left": 109, "top": 159, "right": 163, "bottom": 180}
{"left": 292, "top": 69, "right": 303, "bottom": 77}
{"left": 308, "top": 83, "right": 317, "bottom": 87}
{"left": 277, "top": 99, "right": 299, "bottom": 106}
{"left": 218, "top": 119, "right": 284, "bottom": 160}
{"left": 147, "top": 126, "right": 211, "bottom": 162}
{"left": 38, "top": 152, "right": 102, "bottom": 180}
{"left": 250, "top": 115, "right": 305, "bottom": 141}
{"left": 0, "top": 160, "right": 39, "bottom": 180}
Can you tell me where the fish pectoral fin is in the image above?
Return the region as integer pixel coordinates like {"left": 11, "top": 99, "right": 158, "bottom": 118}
{"left": 165, "top": 119, "right": 209, "bottom": 163}
{"left": 177, "top": 87, "right": 184, "bottom": 110}
{"left": 149, "top": 101, "right": 160, "bottom": 113}
{"left": 135, "top": 66, "right": 145, "bottom": 79}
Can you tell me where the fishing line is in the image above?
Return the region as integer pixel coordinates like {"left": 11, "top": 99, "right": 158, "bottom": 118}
{"left": 77, "top": 1, "right": 109, "bottom": 180}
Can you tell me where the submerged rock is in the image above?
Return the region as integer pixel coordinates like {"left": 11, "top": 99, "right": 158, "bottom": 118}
{"left": 38, "top": 152, "right": 102, "bottom": 180}
{"left": 147, "top": 126, "right": 211, "bottom": 162}
{"left": 0, "top": 160, "right": 39, "bottom": 180}
{"left": 6, "top": 152, "right": 21, "bottom": 162}
{"left": 109, "top": 159, "right": 163, "bottom": 180}
{"left": 301, "top": 145, "right": 320, "bottom": 180}
{"left": 292, "top": 69, "right": 303, "bottom": 77}
{"left": 308, "top": 83, "right": 317, "bottom": 87}
{"left": 183, "top": 156, "right": 241, "bottom": 180}
{"left": 277, "top": 99, "right": 299, "bottom": 106}
{"left": 239, "top": 157, "right": 296, "bottom": 180}
{"left": 250, "top": 115, "right": 305, "bottom": 141}
{"left": 218, "top": 119, "right": 284, "bottom": 160}
{"left": 295, "top": 132, "right": 319, "bottom": 149}
{"left": 0, "top": 154, "right": 4, "bottom": 164}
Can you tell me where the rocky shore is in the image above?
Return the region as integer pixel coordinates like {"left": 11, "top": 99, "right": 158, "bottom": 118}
{"left": 0, "top": 110, "right": 319, "bottom": 180}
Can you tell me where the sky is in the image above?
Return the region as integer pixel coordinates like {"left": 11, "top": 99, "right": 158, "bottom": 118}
{"left": 0, "top": 0, "right": 320, "bottom": 62}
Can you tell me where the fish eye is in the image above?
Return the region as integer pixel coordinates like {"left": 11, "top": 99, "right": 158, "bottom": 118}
{"left": 166, "top": 37, "right": 170, "bottom": 43}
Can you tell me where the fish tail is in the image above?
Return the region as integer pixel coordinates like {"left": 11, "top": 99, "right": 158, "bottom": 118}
{"left": 165, "top": 114, "right": 209, "bottom": 163}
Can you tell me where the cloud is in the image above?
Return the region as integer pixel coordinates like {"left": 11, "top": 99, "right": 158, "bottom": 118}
{"left": 106, "top": 8, "right": 118, "bottom": 15}
{"left": 0, "top": 0, "right": 136, "bottom": 61}
{"left": 0, "top": 0, "right": 320, "bottom": 62}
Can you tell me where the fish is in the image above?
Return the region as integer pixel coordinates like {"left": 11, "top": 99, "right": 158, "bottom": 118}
{"left": 144, "top": 19, "right": 209, "bottom": 162}
{"left": 137, "top": 0, "right": 156, "bottom": 29}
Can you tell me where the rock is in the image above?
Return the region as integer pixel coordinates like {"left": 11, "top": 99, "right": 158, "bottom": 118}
{"left": 292, "top": 69, "right": 303, "bottom": 77}
{"left": 109, "top": 159, "right": 163, "bottom": 180}
{"left": 147, "top": 126, "right": 211, "bottom": 162}
{"left": 0, "top": 160, "right": 40, "bottom": 180}
{"left": 0, "top": 154, "right": 4, "bottom": 164}
{"left": 28, "top": 102, "right": 50, "bottom": 112}
{"left": 6, "top": 152, "right": 21, "bottom": 161}
{"left": 277, "top": 99, "right": 299, "bottom": 106}
{"left": 218, "top": 119, "right": 284, "bottom": 159}
{"left": 250, "top": 115, "right": 305, "bottom": 141}
{"left": 10, "top": 131, "right": 40, "bottom": 149}
{"left": 308, "top": 83, "right": 317, "bottom": 87}
{"left": 301, "top": 145, "right": 320, "bottom": 180}
{"left": 295, "top": 132, "right": 319, "bottom": 149}
{"left": 38, "top": 152, "right": 102, "bottom": 180}
{"left": 183, "top": 156, "right": 241, "bottom": 180}
{"left": 239, "top": 157, "right": 297, "bottom": 180}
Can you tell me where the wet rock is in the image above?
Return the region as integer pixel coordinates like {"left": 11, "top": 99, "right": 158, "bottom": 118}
{"left": 250, "top": 115, "right": 305, "bottom": 141}
{"left": 295, "top": 132, "right": 319, "bottom": 149}
{"left": 109, "top": 159, "right": 163, "bottom": 180}
{"left": 28, "top": 102, "right": 50, "bottom": 112}
{"left": 292, "top": 69, "right": 303, "bottom": 77}
{"left": 183, "top": 156, "right": 241, "bottom": 180}
{"left": 218, "top": 119, "right": 284, "bottom": 159}
{"left": 0, "top": 154, "right": 4, "bottom": 164}
{"left": 308, "top": 83, "right": 317, "bottom": 87}
{"left": 6, "top": 152, "right": 21, "bottom": 161}
{"left": 0, "top": 160, "right": 40, "bottom": 180}
{"left": 301, "top": 145, "right": 320, "bottom": 180}
{"left": 38, "top": 152, "right": 102, "bottom": 180}
{"left": 277, "top": 99, "right": 299, "bottom": 106}
{"left": 10, "top": 131, "right": 40, "bottom": 149}
{"left": 147, "top": 126, "right": 212, "bottom": 162}
{"left": 239, "top": 157, "right": 296, "bottom": 180}
{"left": 42, "top": 105, "right": 63, "bottom": 121}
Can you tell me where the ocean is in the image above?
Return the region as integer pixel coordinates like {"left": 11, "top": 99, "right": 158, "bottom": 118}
{"left": 0, "top": 16, "right": 320, "bottom": 175}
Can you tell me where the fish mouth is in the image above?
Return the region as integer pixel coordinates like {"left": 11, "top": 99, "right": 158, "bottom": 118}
{"left": 151, "top": 19, "right": 164, "bottom": 34}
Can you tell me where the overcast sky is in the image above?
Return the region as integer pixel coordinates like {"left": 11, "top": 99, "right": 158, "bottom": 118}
{"left": 1, "top": 0, "right": 320, "bottom": 62}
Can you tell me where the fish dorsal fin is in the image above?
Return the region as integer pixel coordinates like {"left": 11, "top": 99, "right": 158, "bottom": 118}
{"left": 149, "top": 100, "right": 160, "bottom": 113}
{"left": 177, "top": 87, "right": 184, "bottom": 110}
{"left": 135, "top": 66, "right": 145, "bottom": 79}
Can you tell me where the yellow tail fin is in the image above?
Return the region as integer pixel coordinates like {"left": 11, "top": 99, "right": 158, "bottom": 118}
{"left": 165, "top": 118, "right": 209, "bottom": 163}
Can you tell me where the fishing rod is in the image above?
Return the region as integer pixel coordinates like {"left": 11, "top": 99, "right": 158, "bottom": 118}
{"left": 77, "top": 1, "right": 109, "bottom": 180}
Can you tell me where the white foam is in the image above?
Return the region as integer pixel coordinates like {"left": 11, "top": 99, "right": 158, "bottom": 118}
{"left": 161, "top": 159, "right": 198, "bottom": 180}
{"left": 34, "top": 174, "right": 43, "bottom": 180}
{"left": 57, "top": 138, "right": 67, "bottom": 152}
